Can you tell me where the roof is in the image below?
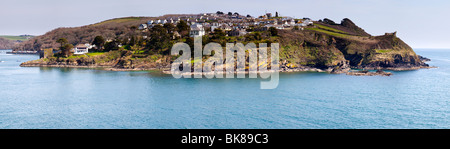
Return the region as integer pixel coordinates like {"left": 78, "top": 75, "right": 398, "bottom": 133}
{"left": 190, "top": 24, "right": 204, "bottom": 31}
{"left": 75, "top": 44, "right": 87, "bottom": 48}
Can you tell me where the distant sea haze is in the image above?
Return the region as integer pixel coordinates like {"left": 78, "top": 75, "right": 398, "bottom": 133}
{"left": 0, "top": 49, "right": 448, "bottom": 128}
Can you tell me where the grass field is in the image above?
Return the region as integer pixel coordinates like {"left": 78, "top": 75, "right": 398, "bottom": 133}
{"left": 86, "top": 52, "right": 106, "bottom": 57}
{"left": 314, "top": 24, "right": 348, "bottom": 34}
{"left": 0, "top": 35, "right": 33, "bottom": 41}
{"left": 376, "top": 49, "right": 391, "bottom": 53}
{"left": 93, "top": 17, "right": 146, "bottom": 26}
{"left": 306, "top": 28, "right": 349, "bottom": 38}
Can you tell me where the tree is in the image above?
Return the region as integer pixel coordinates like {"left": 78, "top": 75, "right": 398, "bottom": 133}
{"left": 176, "top": 20, "right": 189, "bottom": 37}
{"left": 92, "top": 36, "right": 105, "bottom": 51}
{"left": 322, "top": 18, "right": 337, "bottom": 25}
{"left": 244, "top": 32, "right": 261, "bottom": 41}
{"left": 211, "top": 28, "right": 227, "bottom": 46}
{"left": 176, "top": 20, "right": 189, "bottom": 32}
{"left": 146, "top": 25, "right": 171, "bottom": 53}
{"left": 185, "top": 37, "right": 194, "bottom": 50}
{"left": 33, "top": 39, "right": 42, "bottom": 50}
{"left": 61, "top": 44, "right": 73, "bottom": 57}
{"left": 269, "top": 27, "right": 278, "bottom": 36}
{"left": 56, "top": 38, "right": 68, "bottom": 49}
{"left": 228, "top": 12, "right": 232, "bottom": 16}
{"left": 129, "top": 36, "right": 137, "bottom": 46}
{"left": 211, "top": 28, "right": 226, "bottom": 40}
{"left": 164, "top": 23, "right": 176, "bottom": 33}
{"left": 104, "top": 40, "right": 119, "bottom": 51}
{"left": 216, "top": 11, "right": 224, "bottom": 15}
{"left": 275, "top": 12, "right": 279, "bottom": 17}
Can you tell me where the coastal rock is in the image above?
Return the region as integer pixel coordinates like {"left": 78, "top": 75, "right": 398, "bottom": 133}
{"left": 330, "top": 60, "right": 351, "bottom": 74}
{"left": 346, "top": 70, "right": 392, "bottom": 76}
{"left": 418, "top": 55, "right": 431, "bottom": 62}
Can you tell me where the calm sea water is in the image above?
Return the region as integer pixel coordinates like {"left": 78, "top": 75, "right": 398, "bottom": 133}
{"left": 0, "top": 49, "right": 449, "bottom": 129}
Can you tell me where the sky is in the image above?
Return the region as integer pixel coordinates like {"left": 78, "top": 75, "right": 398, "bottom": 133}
{"left": 1, "top": 0, "right": 449, "bottom": 49}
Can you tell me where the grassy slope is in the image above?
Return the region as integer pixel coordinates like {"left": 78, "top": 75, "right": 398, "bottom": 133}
{"left": 306, "top": 27, "right": 349, "bottom": 38}
{"left": 0, "top": 35, "right": 32, "bottom": 41}
{"left": 314, "top": 24, "right": 348, "bottom": 34}
{"left": 92, "top": 17, "right": 147, "bottom": 26}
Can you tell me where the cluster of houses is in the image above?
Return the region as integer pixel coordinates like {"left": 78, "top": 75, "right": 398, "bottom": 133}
{"left": 61, "top": 12, "right": 314, "bottom": 56}
{"left": 139, "top": 12, "right": 314, "bottom": 37}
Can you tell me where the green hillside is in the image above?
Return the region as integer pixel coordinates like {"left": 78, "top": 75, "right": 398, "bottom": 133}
{"left": 17, "top": 16, "right": 429, "bottom": 72}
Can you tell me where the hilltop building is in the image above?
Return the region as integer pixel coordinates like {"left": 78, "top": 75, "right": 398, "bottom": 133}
{"left": 189, "top": 23, "right": 206, "bottom": 37}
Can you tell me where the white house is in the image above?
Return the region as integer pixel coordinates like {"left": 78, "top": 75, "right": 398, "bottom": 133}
{"left": 265, "top": 24, "right": 285, "bottom": 30}
{"left": 189, "top": 23, "right": 206, "bottom": 37}
{"left": 211, "top": 25, "right": 218, "bottom": 32}
{"left": 147, "top": 20, "right": 154, "bottom": 25}
{"left": 74, "top": 44, "right": 90, "bottom": 55}
{"left": 290, "top": 19, "right": 296, "bottom": 25}
{"left": 297, "top": 19, "right": 313, "bottom": 27}
{"left": 138, "top": 24, "right": 148, "bottom": 30}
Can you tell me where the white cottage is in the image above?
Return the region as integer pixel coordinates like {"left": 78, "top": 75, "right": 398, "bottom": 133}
{"left": 147, "top": 20, "right": 154, "bottom": 25}
{"left": 138, "top": 24, "right": 148, "bottom": 30}
{"left": 74, "top": 44, "right": 89, "bottom": 55}
{"left": 189, "top": 23, "right": 206, "bottom": 37}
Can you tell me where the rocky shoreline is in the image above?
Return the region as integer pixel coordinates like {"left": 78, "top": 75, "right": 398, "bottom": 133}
{"left": 19, "top": 62, "right": 159, "bottom": 71}
{"left": 19, "top": 51, "right": 435, "bottom": 76}
{"left": 20, "top": 62, "right": 330, "bottom": 73}
{"left": 20, "top": 60, "right": 435, "bottom": 76}
{"left": 346, "top": 70, "right": 392, "bottom": 76}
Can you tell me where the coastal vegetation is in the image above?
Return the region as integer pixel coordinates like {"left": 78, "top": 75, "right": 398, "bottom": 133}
{"left": 16, "top": 13, "right": 429, "bottom": 73}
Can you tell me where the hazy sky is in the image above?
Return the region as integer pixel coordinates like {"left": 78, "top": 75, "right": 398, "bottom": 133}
{"left": 1, "top": 0, "right": 449, "bottom": 48}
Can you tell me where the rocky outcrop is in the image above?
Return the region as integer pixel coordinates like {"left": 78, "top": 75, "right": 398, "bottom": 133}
{"left": 418, "top": 55, "right": 431, "bottom": 62}
{"left": 346, "top": 70, "right": 392, "bottom": 76}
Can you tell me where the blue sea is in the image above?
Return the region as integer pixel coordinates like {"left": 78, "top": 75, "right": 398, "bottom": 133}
{"left": 0, "top": 49, "right": 449, "bottom": 129}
